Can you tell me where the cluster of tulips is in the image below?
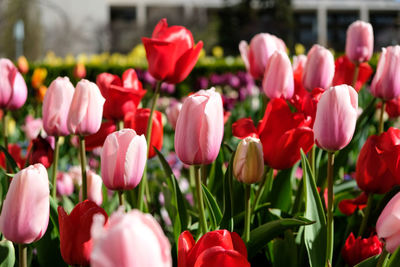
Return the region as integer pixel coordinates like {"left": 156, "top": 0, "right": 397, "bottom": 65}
{"left": 1, "top": 17, "right": 400, "bottom": 267}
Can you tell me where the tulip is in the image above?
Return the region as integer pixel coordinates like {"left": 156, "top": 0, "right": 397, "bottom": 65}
{"left": 101, "top": 129, "right": 147, "bottom": 191}
{"left": 17, "top": 56, "right": 29, "bottom": 74}
{"left": 57, "top": 172, "right": 74, "bottom": 196}
{"left": 142, "top": 18, "right": 203, "bottom": 84}
{"left": 341, "top": 233, "right": 382, "bottom": 266}
{"left": 175, "top": 88, "right": 224, "bottom": 165}
{"left": 124, "top": 108, "right": 163, "bottom": 159}
{"left": 370, "top": 46, "right": 400, "bottom": 100}
{"left": 68, "top": 166, "right": 83, "bottom": 186}
{"left": 233, "top": 137, "right": 264, "bottom": 184}
{"left": 386, "top": 96, "right": 400, "bottom": 118}
{"left": 67, "top": 79, "right": 105, "bottom": 136}
{"left": 0, "top": 58, "right": 27, "bottom": 110}
{"left": 80, "top": 170, "right": 103, "bottom": 205}
{"left": 26, "top": 136, "right": 54, "bottom": 168}
{"left": 239, "top": 33, "right": 286, "bottom": 80}
{"left": 0, "top": 164, "right": 49, "bottom": 244}
{"left": 73, "top": 62, "right": 86, "bottom": 79}
{"left": 31, "top": 67, "right": 47, "bottom": 89}
{"left": 178, "top": 230, "right": 250, "bottom": 267}
{"left": 97, "top": 69, "right": 146, "bottom": 121}
{"left": 85, "top": 121, "right": 117, "bottom": 151}
{"left": 262, "top": 50, "right": 294, "bottom": 99}
{"left": 345, "top": 20, "right": 374, "bottom": 63}
{"left": 313, "top": 85, "right": 358, "bottom": 151}
{"left": 166, "top": 100, "right": 182, "bottom": 130}
{"left": 377, "top": 191, "right": 400, "bottom": 252}
{"left": 355, "top": 127, "right": 400, "bottom": 194}
{"left": 338, "top": 192, "right": 368, "bottom": 216}
{"left": 292, "top": 54, "right": 307, "bottom": 71}
{"left": 58, "top": 200, "right": 108, "bottom": 266}
{"left": 90, "top": 209, "right": 172, "bottom": 267}
{"left": 302, "top": 44, "right": 335, "bottom": 91}
{"left": 21, "top": 115, "right": 42, "bottom": 140}
{"left": 42, "top": 77, "right": 75, "bottom": 136}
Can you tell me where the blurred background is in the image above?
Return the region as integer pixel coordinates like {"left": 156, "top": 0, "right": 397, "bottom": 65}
{"left": 0, "top": 0, "right": 400, "bottom": 60}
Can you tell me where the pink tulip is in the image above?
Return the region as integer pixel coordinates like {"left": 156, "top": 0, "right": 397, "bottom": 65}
{"left": 67, "top": 79, "right": 105, "bottom": 136}
{"left": 0, "top": 164, "right": 49, "bottom": 244}
{"left": 292, "top": 54, "right": 307, "bottom": 71}
{"left": 239, "top": 33, "right": 286, "bottom": 80}
{"left": 166, "top": 100, "right": 182, "bottom": 130}
{"left": 68, "top": 166, "right": 83, "bottom": 186}
{"left": 302, "top": 44, "right": 335, "bottom": 91}
{"left": 57, "top": 172, "right": 74, "bottom": 196}
{"left": 346, "top": 20, "right": 374, "bottom": 63}
{"left": 21, "top": 115, "right": 43, "bottom": 140}
{"left": 90, "top": 209, "right": 172, "bottom": 267}
{"left": 43, "top": 77, "right": 75, "bottom": 136}
{"left": 377, "top": 192, "right": 400, "bottom": 252}
{"left": 101, "top": 129, "right": 147, "bottom": 190}
{"left": 174, "top": 87, "right": 224, "bottom": 165}
{"left": 370, "top": 46, "right": 400, "bottom": 100}
{"left": 0, "top": 58, "right": 27, "bottom": 110}
{"left": 314, "top": 85, "right": 358, "bottom": 151}
{"left": 79, "top": 170, "right": 103, "bottom": 205}
{"left": 262, "top": 50, "right": 294, "bottom": 99}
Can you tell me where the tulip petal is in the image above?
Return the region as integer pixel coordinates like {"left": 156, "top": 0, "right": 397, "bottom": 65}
{"left": 193, "top": 246, "right": 250, "bottom": 267}
{"left": 169, "top": 41, "right": 203, "bottom": 84}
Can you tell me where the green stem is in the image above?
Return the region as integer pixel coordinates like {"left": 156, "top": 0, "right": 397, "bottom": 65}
{"left": 79, "top": 136, "right": 88, "bottom": 200}
{"left": 243, "top": 185, "right": 251, "bottom": 242}
{"left": 18, "top": 244, "right": 27, "bottom": 267}
{"left": 376, "top": 248, "right": 389, "bottom": 267}
{"left": 326, "top": 152, "right": 335, "bottom": 266}
{"left": 201, "top": 164, "right": 207, "bottom": 186}
{"left": 51, "top": 136, "right": 60, "bottom": 199}
{"left": 251, "top": 167, "right": 269, "bottom": 215}
{"left": 308, "top": 145, "right": 316, "bottom": 179}
{"left": 117, "top": 120, "right": 124, "bottom": 131}
{"left": 138, "top": 80, "right": 161, "bottom": 211}
{"left": 352, "top": 63, "right": 359, "bottom": 89}
{"left": 358, "top": 194, "right": 373, "bottom": 237}
{"left": 2, "top": 112, "right": 9, "bottom": 172}
{"left": 195, "top": 165, "right": 207, "bottom": 235}
{"left": 118, "top": 191, "right": 124, "bottom": 207}
{"left": 379, "top": 101, "right": 386, "bottom": 134}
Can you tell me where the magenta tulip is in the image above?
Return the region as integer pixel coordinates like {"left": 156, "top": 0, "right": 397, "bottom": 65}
{"left": 43, "top": 77, "right": 75, "bottom": 136}
{"left": 314, "top": 85, "right": 358, "bottom": 151}
{"left": 90, "top": 209, "right": 172, "bottom": 267}
{"left": 377, "top": 192, "right": 400, "bottom": 253}
{"left": 346, "top": 20, "right": 374, "bottom": 63}
{"left": 302, "top": 44, "right": 335, "bottom": 91}
{"left": 101, "top": 129, "right": 147, "bottom": 190}
{"left": 370, "top": 46, "right": 400, "bottom": 100}
{"left": 0, "top": 58, "right": 27, "bottom": 110}
{"left": 0, "top": 164, "right": 49, "bottom": 244}
{"left": 262, "top": 50, "right": 294, "bottom": 99}
{"left": 67, "top": 79, "right": 105, "bottom": 136}
{"left": 174, "top": 87, "right": 224, "bottom": 165}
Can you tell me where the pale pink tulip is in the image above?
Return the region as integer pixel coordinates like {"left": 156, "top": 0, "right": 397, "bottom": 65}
{"left": 67, "top": 79, "right": 105, "bottom": 136}
{"left": 166, "top": 100, "right": 182, "bottom": 130}
{"left": 174, "top": 87, "right": 224, "bottom": 165}
{"left": 21, "top": 115, "right": 43, "bottom": 140}
{"left": 57, "top": 172, "right": 74, "bottom": 196}
{"left": 370, "top": 46, "right": 400, "bottom": 100}
{"left": 313, "top": 85, "right": 358, "bottom": 151}
{"left": 101, "top": 129, "right": 147, "bottom": 190}
{"left": 346, "top": 20, "right": 374, "bottom": 63}
{"left": 79, "top": 170, "right": 103, "bottom": 205}
{"left": 68, "top": 166, "right": 83, "bottom": 186}
{"left": 43, "top": 77, "right": 75, "bottom": 136}
{"left": 91, "top": 209, "right": 172, "bottom": 267}
{"left": 302, "top": 44, "right": 335, "bottom": 91}
{"left": 0, "top": 164, "right": 49, "bottom": 244}
{"left": 262, "top": 50, "right": 294, "bottom": 99}
{"left": 0, "top": 58, "right": 27, "bottom": 110}
{"left": 377, "top": 192, "right": 400, "bottom": 252}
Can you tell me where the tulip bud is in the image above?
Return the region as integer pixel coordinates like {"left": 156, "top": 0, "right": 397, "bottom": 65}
{"left": 101, "top": 129, "right": 147, "bottom": 191}
{"left": 79, "top": 170, "right": 103, "bottom": 205}
{"left": 314, "top": 85, "right": 358, "bottom": 151}
{"left": 0, "top": 58, "right": 28, "bottom": 110}
{"left": 67, "top": 79, "right": 105, "bottom": 136}
{"left": 175, "top": 87, "right": 224, "bottom": 165}
{"left": 302, "top": 44, "right": 335, "bottom": 91}
{"left": 233, "top": 137, "right": 264, "bottom": 184}
{"left": 377, "top": 192, "right": 400, "bottom": 253}
{"left": 346, "top": 20, "right": 374, "bottom": 63}
{"left": 0, "top": 164, "right": 49, "bottom": 244}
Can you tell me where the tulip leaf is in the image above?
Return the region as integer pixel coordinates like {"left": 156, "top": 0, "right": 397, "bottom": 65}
{"left": 354, "top": 254, "right": 380, "bottom": 267}
{"left": 247, "top": 217, "right": 313, "bottom": 259}
{"left": 268, "top": 165, "right": 297, "bottom": 213}
{"left": 301, "top": 149, "right": 327, "bottom": 267}
{"left": 272, "top": 230, "right": 297, "bottom": 267}
{"left": 0, "top": 240, "right": 15, "bottom": 267}
{"left": 202, "top": 184, "right": 223, "bottom": 230}
{"left": 220, "top": 150, "right": 235, "bottom": 231}
{"left": 387, "top": 246, "right": 400, "bottom": 266}
{"left": 0, "top": 145, "right": 19, "bottom": 174}
{"left": 49, "top": 197, "right": 60, "bottom": 237}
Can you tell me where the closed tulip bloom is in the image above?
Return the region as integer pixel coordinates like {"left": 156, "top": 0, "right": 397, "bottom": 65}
{"left": 0, "top": 164, "right": 49, "bottom": 244}
{"left": 26, "top": 136, "right": 54, "bottom": 168}
{"left": 233, "top": 137, "right": 264, "bottom": 184}
{"left": 57, "top": 172, "right": 74, "bottom": 196}
{"left": 370, "top": 46, "right": 400, "bottom": 100}
{"left": 302, "top": 45, "right": 335, "bottom": 91}
{"left": 175, "top": 88, "right": 224, "bottom": 165}
{"left": 80, "top": 170, "right": 103, "bottom": 206}
{"left": 43, "top": 77, "right": 75, "bottom": 136}
{"left": 0, "top": 58, "right": 27, "bottom": 110}
{"left": 262, "top": 50, "right": 294, "bottom": 99}
{"left": 67, "top": 79, "right": 105, "bottom": 136}
{"left": 377, "top": 191, "right": 400, "bottom": 253}
{"left": 166, "top": 100, "right": 182, "bottom": 130}
{"left": 346, "top": 21, "right": 374, "bottom": 63}
{"left": 101, "top": 129, "right": 147, "bottom": 191}
{"left": 90, "top": 209, "right": 172, "bottom": 267}
{"left": 314, "top": 85, "right": 358, "bottom": 151}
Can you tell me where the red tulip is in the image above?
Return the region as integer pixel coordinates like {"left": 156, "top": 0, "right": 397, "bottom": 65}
{"left": 178, "top": 230, "right": 250, "bottom": 267}
{"left": 58, "top": 200, "right": 108, "bottom": 266}
{"left": 124, "top": 108, "right": 163, "bottom": 158}
{"left": 85, "top": 121, "right": 117, "bottom": 151}
{"left": 26, "top": 136, "right": 54, "bottom": 168}
{"left": 338, "top": 192, "right": 368, "bottom": 216}
{"left": 142, "top": 18, "right": 203, "bottom": 84}
{"left": 97, "top": 69, "right": 146, "bottom": 121}
{"left": 0, "top": 144, "right": 26, "bottom": 170}
{"left": 342, "top": 233, "right": 382, "bottom": 266}
{"left": 386, "top": 96, "right": 400, "bottom": 118}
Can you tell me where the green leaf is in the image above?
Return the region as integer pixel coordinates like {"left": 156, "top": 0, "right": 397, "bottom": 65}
{"left": 272, "top": 230, "right": 297, "bottom": 267}
{"left": 0, "top": 145, "right": 19, "bottom": 173}
{"left": 388, "top": 246, "right": 400, "bottom": 266}
{"left": 301, "top": 149, "right": 327, "bottom": 267}
{"left": 354, "top": 254, "right": 380, "bottom": 267}
{"left": 247, "top": 217, "right": 313, "bottom": 259}
{"left": 220, "top": 150, "right": 235, "bottom": 231}
{"left": 49, "top": 197, "right": 60, "bottom": 237}
{"left": 269, "top": 166, "right": 295, "bottom": 212}
{"left": 202, "top": 184, "right": 223, "bottom": 230}
{"left": 0, "top": 240, "right": 15, "bottom": 267}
